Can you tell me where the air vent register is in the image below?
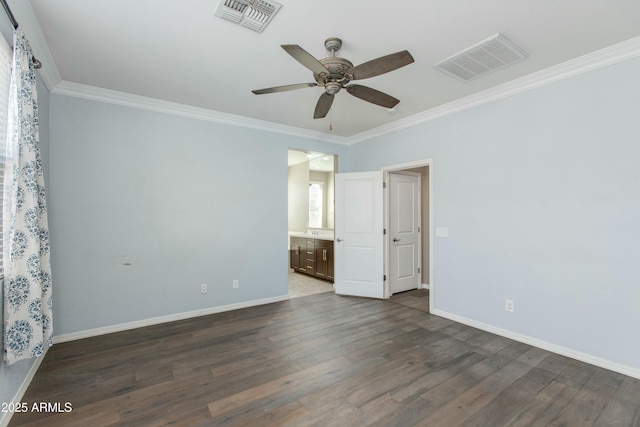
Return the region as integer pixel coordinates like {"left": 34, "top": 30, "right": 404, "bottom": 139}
{"left": 434, "top": 33, "right": 527, "bottom": 82}
{"left": 214, "top": 0, "right": 282, "bottom": 33}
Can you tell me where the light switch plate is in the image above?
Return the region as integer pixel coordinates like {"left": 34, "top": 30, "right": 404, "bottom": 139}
{"left": 435, "top": 227, "right": 449, "bottom": 237}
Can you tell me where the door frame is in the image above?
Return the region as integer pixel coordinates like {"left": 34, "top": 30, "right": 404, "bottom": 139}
{"left": 382, "top": 159, "right": 433, "bottom": 306}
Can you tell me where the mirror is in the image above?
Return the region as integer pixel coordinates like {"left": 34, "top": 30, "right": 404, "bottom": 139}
{"left": 288, "top": 150, "right": 336, "bottom": 231}
{"left": 308, "top": 181, "right": 323, "bottom": 228}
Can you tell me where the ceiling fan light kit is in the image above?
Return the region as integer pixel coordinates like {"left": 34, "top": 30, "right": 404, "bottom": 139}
{"left": 252, "top": 37, "right": 415, "bottom": 119}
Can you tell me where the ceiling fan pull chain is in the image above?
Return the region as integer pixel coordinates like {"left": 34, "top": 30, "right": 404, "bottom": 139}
{"left": 329, "top": 110, "right": 333, "bottom": 131}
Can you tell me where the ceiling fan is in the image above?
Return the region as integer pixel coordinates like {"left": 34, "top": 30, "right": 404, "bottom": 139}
{"left": 252, "top": 37, "right": 415, "bottom": 119}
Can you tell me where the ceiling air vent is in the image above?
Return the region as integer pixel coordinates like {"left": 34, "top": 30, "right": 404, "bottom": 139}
{"left": 433, "top": 33, "right": 527, "bottom": 82}
{"left": 214, "top": 0, "right": 282, "bottom": 33}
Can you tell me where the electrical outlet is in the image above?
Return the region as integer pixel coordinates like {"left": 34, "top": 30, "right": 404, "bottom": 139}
{"left": 200, "top": 284, "right": 208, "bottom": 294}
{"left": 505, "top": 299, "right": 514, "bottom": 312}
{"left": 233, "top": 279, "right": 239, "bottom": 289}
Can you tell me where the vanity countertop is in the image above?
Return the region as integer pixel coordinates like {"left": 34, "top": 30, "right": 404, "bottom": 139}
{"left": 288, "top": 231, "right": 335, "bottom": 241}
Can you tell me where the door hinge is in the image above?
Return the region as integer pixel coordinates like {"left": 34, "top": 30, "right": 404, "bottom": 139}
{"left": 418, "top": 267, "right": 421, "bottom": 273}
{"left": 383, "top": 182, "right": 387, "bottom": 188}
{"left": 383, "top": 275, "right": 387, "bottom": 281}
{"left": 383, "top": 228, "right": 386, "bottom": 235}
{"left": 418, "top": 226, "right": 420, "bottom": 232}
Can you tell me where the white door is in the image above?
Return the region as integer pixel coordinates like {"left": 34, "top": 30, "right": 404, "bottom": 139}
{"left": 334, "top": 171, "right": 384, "bottom": 298}
{"left": 389, "top": 172, "right": 421, "bottom": 294}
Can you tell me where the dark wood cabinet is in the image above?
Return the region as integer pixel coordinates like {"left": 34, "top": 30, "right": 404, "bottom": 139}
{"left": 289, "top": 236, "right": 334, "bottom": 282}
{"left": 289, "top": 237, "right": 306, "bottom": 272}
{"left": 304, "top": 239, "right": 315, "bottom": 276}
{"left": 314, "top": 239, "right": 334, "bottom": 281}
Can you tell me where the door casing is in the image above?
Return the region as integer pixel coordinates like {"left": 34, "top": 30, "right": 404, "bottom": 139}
{"left": 382, "top": 159, "right": 433, "bottom": 305}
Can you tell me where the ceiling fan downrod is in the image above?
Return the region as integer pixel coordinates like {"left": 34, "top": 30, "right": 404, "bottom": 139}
{"left": 324, "top": 37, "right": 342, "bottom": 55}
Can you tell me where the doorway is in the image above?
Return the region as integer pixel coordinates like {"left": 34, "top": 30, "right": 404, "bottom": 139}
{"left": 383, "top": 159, "right": 433, "bottom": 297}
{"left": 384, "top": 161, "right": 431, "bottom": 299}
{"left": 287, "top": 149, "right": 337, "bottom": 298}
{"left": 388, "top": 171, "right": 422, "bottom": 294}
{"left": 333, "top": 159, "right": 432, "bottom": 304}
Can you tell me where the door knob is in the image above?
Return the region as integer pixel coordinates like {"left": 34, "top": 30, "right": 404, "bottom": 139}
{"left": 336, "top": 238, "right": 343, "bottom": 242}
{"left": 393, "top": 237, "right": 401, "bottom": 242}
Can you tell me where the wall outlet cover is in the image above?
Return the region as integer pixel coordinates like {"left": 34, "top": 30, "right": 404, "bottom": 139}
{"left": 505, "top": 299, "right": 515, "bottom": 312}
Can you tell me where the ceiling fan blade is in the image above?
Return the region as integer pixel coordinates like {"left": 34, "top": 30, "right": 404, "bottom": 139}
{"left": 346, "top": 50, "right": 414, "bottom": 80}
{"left": 281, "top": 45, "right": 330, "bottom": 75}
{"left": 252, "top": 83, "right": 317, "bottom": 95}
{"left": 314, "top": 92, "right": 334, "bottom": 119}
{"left": 346, "top": 84, "right": 400, "bottom": 108}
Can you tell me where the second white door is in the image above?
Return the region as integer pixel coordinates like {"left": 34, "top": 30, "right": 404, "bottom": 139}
{"left": 389, "top": 172, "right": 421, "bottom": 294}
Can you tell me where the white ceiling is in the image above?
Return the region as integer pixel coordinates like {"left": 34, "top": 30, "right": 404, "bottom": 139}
{"left": 14, "top": 0, "right": 640, "bottom": 138}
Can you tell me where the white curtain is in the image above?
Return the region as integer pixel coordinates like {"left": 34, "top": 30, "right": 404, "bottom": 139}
{"left": 3, "top": 29, "right": 52, "bottom": 365}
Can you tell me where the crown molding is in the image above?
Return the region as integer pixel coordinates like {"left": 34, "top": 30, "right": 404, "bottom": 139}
{"left": 347, "top": 36, "right": 640, "bottom": 144}
{"left": 22, "top": 0, "right": 639, "bottom": 148}
{"left": 10, "top": 2, "right": 640, "bottom": 144}
{"left": 51, "top": 81, "right": 350, "bottom": 144}
{"left": 51, "top": 36, "right": 640, "bottom": 147}
{"left": 14, "top": 1, "right": 348, "bottom": 144}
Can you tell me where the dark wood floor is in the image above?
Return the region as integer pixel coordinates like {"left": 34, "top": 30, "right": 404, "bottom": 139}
{"left": 389, "top": 288, "right": 430, "bottom": 313}
{"left": 9, "top": 291, "right": 640, "bottom": 426}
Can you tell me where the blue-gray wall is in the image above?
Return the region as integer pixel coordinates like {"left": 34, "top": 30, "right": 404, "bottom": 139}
{"left": 348, "top": 57, "right": 640, "bottom": 370}
{"left": 48, "top": 95, "right": 347, "bottom": 336}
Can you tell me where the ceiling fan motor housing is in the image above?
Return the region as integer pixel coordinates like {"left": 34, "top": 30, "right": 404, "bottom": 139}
{"left": 314, "top": 57, "right": 354, "bottom": 92}
{"left": 324, "top": 82, "right": 342, "bottom": 95}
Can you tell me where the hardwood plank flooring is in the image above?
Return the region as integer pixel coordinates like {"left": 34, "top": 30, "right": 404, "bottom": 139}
{"left": 8, "top": 291, "right": 640, "bottom": 427}
{"left": 389, "top": 288, "right": 430, "bottom": 313}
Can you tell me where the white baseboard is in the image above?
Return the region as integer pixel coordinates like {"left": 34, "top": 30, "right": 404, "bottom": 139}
{"left": 54, "top": 295, "right": 290, "bottom": 344}
{"left": 0, "top": 351, "right": 47, "bottom": 427}
{"left": 421, "top": 283, "right": 430, "bottom": 290}
{"left": 430, "top": 308, "right": 640, "bottom": 380}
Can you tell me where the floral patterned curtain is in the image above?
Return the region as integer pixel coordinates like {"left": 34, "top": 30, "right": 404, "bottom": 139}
{"left": 3, "top": 30, "right": 52, "bottom": 365}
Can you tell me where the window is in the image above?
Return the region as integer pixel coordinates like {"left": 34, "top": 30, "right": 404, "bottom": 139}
{"left": 308, "top": 182, "right": 323, "bottom": 228}
{"left": 0, "top": 35, "right": 12, "bottom": 277}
